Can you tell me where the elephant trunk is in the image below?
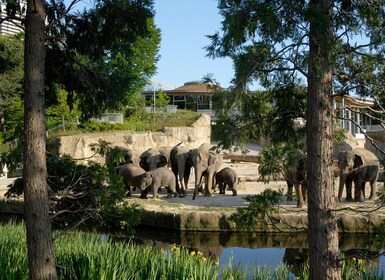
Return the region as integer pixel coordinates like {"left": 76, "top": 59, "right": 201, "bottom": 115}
{"left": 177, "top": 159, "right": 187, "bottom": 194}
{"left": 192, "top": 165, "right": 203, "bottom": 200}
{"left": 338, "top": 170, "right": 348, "bottom": 201}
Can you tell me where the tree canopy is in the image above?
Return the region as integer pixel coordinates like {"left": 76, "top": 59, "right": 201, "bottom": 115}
{"left": 0, "top": 34, "right": 24, "bottom": 142}
{"left": 44, "top": 0, "right": 160, "bottom": 119}
{"left": 207, "top": 1, "right": 385, "bottom": 279}
{"left": 208, "top": 0, "right": 385, "bottom": 146}
{"left": 1, "top": 0, "right": 160, "bottom": 120}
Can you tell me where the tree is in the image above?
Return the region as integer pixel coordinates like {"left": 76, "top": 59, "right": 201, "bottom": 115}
{"left": 44, "top": 0, "right": 160, "bottom": 120}
{"left": 0, "top": 34, "right": 24, "bottom": 142}
{"left": 24, "top": 0, "right": 57, "bottom": 279}
{"left": 207, "top": 0, "right": 385, "bottom": 278}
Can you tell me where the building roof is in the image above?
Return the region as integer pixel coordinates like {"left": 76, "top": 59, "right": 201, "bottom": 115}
{"left": 143, "top": 80, "right": 222, "bottom": 96}
{"left": 334, "top": 95, "right": 374, "bottom": 108}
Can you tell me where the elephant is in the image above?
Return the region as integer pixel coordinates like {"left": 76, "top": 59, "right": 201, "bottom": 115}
{"left": 349, "top": 163, "right": 379, "bottom": 202}
{"left": 282, "top": 150, "right": 307, "bottom": 207}
{"left": 105, "top": 147, "right": 140, "bottom": 168}
{"left": 115, "top": 163, "right": 147, "bottom": 198}
{"left": 140, "top": 167, "right": 178, "bottom": 199}
{"left": 214, "top": 167, "right": 238, "bottom": 196}
{"left": 337, "top": 147, "right": 379, "bottom": 202}
{"left": 139, "top": 146, "right": 173, "bottom": 171}
{"left": 170, "top": 142, "right": 192, "bottom": 197}
{"left": 190, "top": 143, "right": 223, "bottom": 200}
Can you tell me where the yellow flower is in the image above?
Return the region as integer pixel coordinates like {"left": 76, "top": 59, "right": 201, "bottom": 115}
{"left": 357, "top": 259, "right": 364, "bottom": 266}
{"left": 202, "top": 257, "right": 207, "bottom": 262}
{"left": 171, "top": 245, "right": 178, "bottom": 251}
{"left": 197, "top": 251, "right": 203, "bottom": 257}
{"left": 215, "top": 261, "right": 219, "bottom": 266}
{"left": 190, "top": 251, "right": 196, "bottom": 256}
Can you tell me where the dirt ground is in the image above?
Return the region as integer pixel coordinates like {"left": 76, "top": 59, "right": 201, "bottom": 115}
{"left": 128, "top": 144, "right": 383, "bottom": 211}
{"left": 128, "top": 149, "right": 299, "bottom": 209}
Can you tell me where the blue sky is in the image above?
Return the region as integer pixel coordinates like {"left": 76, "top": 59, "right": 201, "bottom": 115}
{"left": 151, "top": 1, "right": 234, "bottom": 89}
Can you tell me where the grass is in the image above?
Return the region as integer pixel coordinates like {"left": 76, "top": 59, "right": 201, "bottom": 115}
{"left": 48, "top": 110, "right": 200, "bottom": 138}
{"left": 0, "top": 221, "right": 383, "bottom": 280}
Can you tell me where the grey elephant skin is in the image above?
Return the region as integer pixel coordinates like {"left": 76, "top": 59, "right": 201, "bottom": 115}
{"left": 190, "top": 143, "right": 223, "bottom": 200}
{"left": 350, "top": 163, "right": 379, "bottom": 202}
{"left": 115, "top": 163, "right": 146, "bottom": 197}
{"left": 139, "top": 146, "right": 173, "bottom": 171}
{"left": 170, "top": 143, "right": 192, "bottom": 197}
{"left": 215, "top": 167, "right": 238, "bottom": 196}
{"left": 337, "top": 147, "right": 379, "bottom": 202}
{"left": 282, "top": 150, "right": 307, "bottom": 208}
{"left": 140, "top": 167, "right": 178, "bottom": 199}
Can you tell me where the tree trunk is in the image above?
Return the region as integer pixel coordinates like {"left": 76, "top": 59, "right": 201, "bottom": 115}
{"left": 307, "top": 0, "right": 341, "bottom": 279}
{"left": 24, "top": 0, "right": 57, "bottom": 278}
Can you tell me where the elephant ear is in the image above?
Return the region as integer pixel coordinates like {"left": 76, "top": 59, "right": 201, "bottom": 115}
{"left": 353, "top": 154, "right": 364, "bottom": 168}
{"left": 157, "top": 155, "right": 168, "bottom": 168}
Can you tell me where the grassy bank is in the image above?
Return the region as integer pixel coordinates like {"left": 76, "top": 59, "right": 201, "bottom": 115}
{"left": 0, "top": 222, "right": 382, "bottom": 279}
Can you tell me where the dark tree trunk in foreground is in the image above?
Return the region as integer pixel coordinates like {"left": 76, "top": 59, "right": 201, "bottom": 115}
{"left": 307, "top": 0, "right": 341, "bottom": 279}
{"left": 24, "top": 0, "right": 57, "bottom": 278}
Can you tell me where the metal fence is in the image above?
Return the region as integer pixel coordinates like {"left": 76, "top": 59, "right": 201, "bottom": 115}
{"left": 145, "top": 105, "right": 177, "bottom": 114}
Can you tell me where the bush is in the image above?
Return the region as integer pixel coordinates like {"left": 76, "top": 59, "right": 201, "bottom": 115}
{"left": 5, "top": 154, "right": 140, "bottom": 233}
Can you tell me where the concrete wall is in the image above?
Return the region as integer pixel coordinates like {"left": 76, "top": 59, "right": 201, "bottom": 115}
{"left": 58, "top": 114, "right": 211, "bottom": 164}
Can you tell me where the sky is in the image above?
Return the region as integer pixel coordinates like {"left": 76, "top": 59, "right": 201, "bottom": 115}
{"left": 151, "top": 1, "right": 234, "bottom": 89}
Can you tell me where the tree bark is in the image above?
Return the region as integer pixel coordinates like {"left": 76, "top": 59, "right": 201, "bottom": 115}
{"left": 307, "top": 0, "right": 341, "bottom": 279}
{"left": 24, "top": 0, "right": 57, "bottom": 278}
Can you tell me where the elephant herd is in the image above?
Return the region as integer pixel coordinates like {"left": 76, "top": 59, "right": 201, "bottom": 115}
{"left": 283, "top": 147, "right": 381, "bottom": 208}
{"left": 111, "top": 143, "right": 239, "bottom": 200}
{"left": 110, "top": 143, "right": 381, "bottom": 207}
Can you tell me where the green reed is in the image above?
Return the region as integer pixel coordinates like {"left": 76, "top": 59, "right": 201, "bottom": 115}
{"left": 0, "top": 221, "right": 383, "bottom": 280}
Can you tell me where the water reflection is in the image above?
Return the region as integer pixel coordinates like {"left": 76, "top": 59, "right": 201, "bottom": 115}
{"left": 126, "top": 226, "right": 384, "bottom": 275}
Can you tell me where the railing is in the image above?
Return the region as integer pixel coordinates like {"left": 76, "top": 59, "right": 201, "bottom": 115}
{"left": 145, "top": 105, "right": 177, "bottom": 114}
{"left": 92, "top": 113, "right": 124, "bottom": 123}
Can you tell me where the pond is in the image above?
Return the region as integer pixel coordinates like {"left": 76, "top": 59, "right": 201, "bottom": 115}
{"left": 125, "top": 226, "right": 385, "bottom": 278}
{"left": 2, "top": 213, "right": 384, "bottom": 278}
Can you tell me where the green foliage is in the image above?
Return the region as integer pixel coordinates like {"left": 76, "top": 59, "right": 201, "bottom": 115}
{"left": 154, "top": 89, "right": 171, "bottom": 107}
{"left": 124, "top": 92, "right": 146, "bottom": 117}
{"left": 0, "top": 222, "right": 220, "bottom": 280}
{"left": 45, "top": 1, "right": 161, "bottom": 120}
{"left": 230, "top": 189, "right": 284, "bottom": 230}
{"left": 45, "top": 86, "right": 80, "bottom": 131}
{"left": 5, "top": 154, "right": 140, "bottom": 232}
{"left": 65, "top": 110, "right": 200, "bottom": 135}
{"left": 257, "top": 143, "right": 302, "bottom": 184}
{"left": 333, "top": 124, "right": 348, "bottom": 144}
{"left": 0, "top": 33, "right": 24, "bottom": 144}
{"left": 212, "top": 84, "right": 306, "bottom": 149}
{"left": 374, "top": 220, "right": 385, "bottom": 249}
{"left": 1, "top": 222, "right": 381, "bottom": 280}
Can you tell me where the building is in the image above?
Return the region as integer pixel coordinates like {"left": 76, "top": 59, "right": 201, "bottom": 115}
{"left": 143, "top": 80, "right": 221, "bottom": 118}
{"left": 0, "top": 0, "right": 26, "bottom": 35}
{"left": 334, "top": 95, "right": 378, "bottom": 139}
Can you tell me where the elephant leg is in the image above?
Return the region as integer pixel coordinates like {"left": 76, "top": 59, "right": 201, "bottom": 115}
{"left": 286, "top": 180, "right": 294, "bottom": 201}
{"left": 231, "top": 183, "right": 237, "bottom": 196}
{"left": 353, "top": 180, "right": 363, "bottom": 202}
{"left": 220, "top": 182, "right": 225, "bottom": 194}
{"left": 345, "top": 177, "right": 353, "bottom": 202}
{"left": 294, "top": 183, "right": 304, "bottom": 208}
{"left": 140, "top": 188, "right": 148, "bottom": 199}
{"left": 204, "top": 174, "right": 213, "bottom": 197}
{"left": 181, "top": 166, "right": 191, "bottom": 196}
{"left": 358, "top": 182, "right": 364, "bottom": 201}
{"left": 301, "top": 184, "right": 307, "bottom": 203}
{"left": 152, "top": 184, "right": 160, "bottom": 199}
{"left": 369, "top": 181, "right": 376, "bottom": 200}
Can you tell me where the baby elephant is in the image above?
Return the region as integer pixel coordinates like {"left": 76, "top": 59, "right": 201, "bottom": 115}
{"left": 215, "top": 167, "right": 238, "bottom": 196}
{"left": 115, "top": 163, "right": 148, "bottom": 198}
{"left": 140, "top": 167, "right": 178, "bottom": 199}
